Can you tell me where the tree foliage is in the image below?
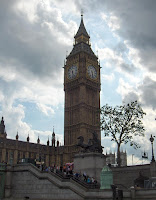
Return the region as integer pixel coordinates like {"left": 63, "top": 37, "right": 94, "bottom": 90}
{"left": 100, "top": 100, "right": 146, "bottom": 166}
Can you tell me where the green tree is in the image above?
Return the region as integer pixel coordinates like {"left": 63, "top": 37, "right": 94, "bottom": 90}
{"left": 100, "top": 100, "right": 146, "bottom": 167}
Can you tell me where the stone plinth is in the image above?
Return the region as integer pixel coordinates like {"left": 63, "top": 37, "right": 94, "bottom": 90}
{"left": 74, "top": 152, "right": 106, "bottom": 182}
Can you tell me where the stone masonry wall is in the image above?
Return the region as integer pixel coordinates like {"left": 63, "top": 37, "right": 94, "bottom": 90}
{"left": 112, "top": 164, "right": 151, "bottom": 188}
{"left": 11, "top": 169, "right": 83, "bottom": 200}
{"left": 11, "top": 171, "right": 83, "bottom": 200}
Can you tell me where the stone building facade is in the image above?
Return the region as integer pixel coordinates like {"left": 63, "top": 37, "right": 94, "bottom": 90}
{"left": 0, "top": 117, "right": 66, "bottom": 166}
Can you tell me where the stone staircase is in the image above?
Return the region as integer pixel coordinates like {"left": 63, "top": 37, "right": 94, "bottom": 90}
{"left": 4, "top": 164, "right": 113, "bottom": 200}
{"left": 3, "top": 163, "right": 156, "bottom": 200}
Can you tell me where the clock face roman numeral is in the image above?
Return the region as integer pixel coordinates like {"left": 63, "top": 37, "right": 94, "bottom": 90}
{"left": 87, "top": 65, "right": 97, "bottom": 79}
{"left": 67, "top": 65, "right": 78, "bottom": 79}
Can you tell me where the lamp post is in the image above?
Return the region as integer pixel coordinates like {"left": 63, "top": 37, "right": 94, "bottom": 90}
{"left": 132, "top": 154, "right": 134, "bottom": 165}
{"left": 150, "top": 134, "right": 155, "bottom": 162}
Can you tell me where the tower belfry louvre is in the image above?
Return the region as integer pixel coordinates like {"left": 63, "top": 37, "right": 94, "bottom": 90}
{"left": 64, "top": 15, "right": 101, "bottom": 148}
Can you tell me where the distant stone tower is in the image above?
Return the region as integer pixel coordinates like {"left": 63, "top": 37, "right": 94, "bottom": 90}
{"left": 120, "top": 150, "right": 127, "bottom": 166}
{"left": 0, "top": 117, "right": 7, "bottom": 138}
{"left": 106, "top": 151, "right": 115, "bottom": 165}
{"left": 106, "top": 150, "right": 127, "bottom": 166}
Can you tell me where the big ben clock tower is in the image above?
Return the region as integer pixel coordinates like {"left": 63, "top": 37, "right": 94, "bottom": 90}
{"left": 64, "top": 14, "right": 101, "bottom": 154}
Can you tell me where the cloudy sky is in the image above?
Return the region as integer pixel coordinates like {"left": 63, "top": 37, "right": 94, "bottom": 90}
{"left": 0, "top": 0, "right": 156, "bottom": 165}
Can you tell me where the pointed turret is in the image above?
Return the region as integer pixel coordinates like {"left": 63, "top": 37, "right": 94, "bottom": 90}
{"left": 16, "top": 131, "right": 19, "bottom": 140}
{"left": 57, "top": 138, "right": 59, "bottom": 147}
{"left": 37, "top": 136, "right": 40, "bottom": 144}
{"left": 52, "top": 127, "right": 55, "bottom": 147}
{"left": 67, "top": 14, "right": 96, "bottom": 58}
{"left": 0, "top": 117, "right": 7, "bottom": 138}
{"left": 27, "top": 134, "right": 29, "bottom": 142}
{"left": 74, "top": 13, "right": 90, "bottom": 42}
{"left": 47, "top": 137, "right": 49, "bottom": 146}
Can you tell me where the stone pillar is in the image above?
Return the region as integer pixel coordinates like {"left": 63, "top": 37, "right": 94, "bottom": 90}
{"left": 2, "top": 149, "right": 6, "bottom": 162}
{"left": 45, "top": 146, "right": 50, "bottom": 166}
{"left": 74, "top": 152, "right": 106, "bottom": 183}
{"left": 8, "top": 150, "right": 13, "bottom": 165}
{"left": 4, "top": 165, "right": 12, "bottom": 198}
{"left": 26, "top": 142, "right": 30, "bottom": 159}
{"left": 130, "top": 187, "right": 136, "bottom": 200}
{"left": 150, "top": 161, "right": 156, "bottom": 177}
{"left": 14, "top": 150, "right": 18, "bottom": 165}
{"left": 0, "top": 164, "right": 6, "bottom": 199}
{"left": 25, "top": 151, "right": 29, "bottom": 159}
{"left": 46, "top": 155, "right": 49, "bottom": 167}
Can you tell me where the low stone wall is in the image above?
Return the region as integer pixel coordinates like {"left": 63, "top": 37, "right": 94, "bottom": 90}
{"left": 111, "top": 163, "right": 156, "bottom": 188}
{"left": 0, "top": 163, "right": 6, "bottom": 199}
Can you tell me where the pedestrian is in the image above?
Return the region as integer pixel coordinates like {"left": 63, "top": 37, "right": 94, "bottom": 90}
{"left": 91, "top": 177, "right": 95, "bottom": 183}
{"left": 87, "top": 177, "right": 91, "bottom": 184}
{"left": 83, "top": 172, "right": 87, "bottom": 181}
{"left": 60, "top": 165, "right": 63, "bottom": 172}
{"left": 111, "top": 184, "right": 117, "bottom": 200}
{"left": 63, "top": 165, "right": 66, "bottom": 173}
{"left": 54, "top": 164, "right": 56, "bottom": 173}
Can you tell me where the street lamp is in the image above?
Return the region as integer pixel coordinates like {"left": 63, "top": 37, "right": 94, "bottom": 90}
{"left": 150, "top": 134, "right": 155, "bottom": 162}
{"left": 132, "top": 154, "right": 134, "bottom": 165}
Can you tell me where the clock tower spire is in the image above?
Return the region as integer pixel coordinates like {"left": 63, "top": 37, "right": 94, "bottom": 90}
{"left": 64, "top": 15, "right": 101, "bottom": 158}
{"left": 74, "top": 13, "right": 90, "bottom": 45}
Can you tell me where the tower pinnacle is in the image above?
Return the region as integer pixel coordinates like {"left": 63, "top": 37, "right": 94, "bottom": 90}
{"left": 74, "top": 14, "right": 90, "bottom": 41}
{"left": 81, "top": 9, "right": 83, "bottom": 19}
{"left": 0, "top": 116, "right": 7, "bottom": 138}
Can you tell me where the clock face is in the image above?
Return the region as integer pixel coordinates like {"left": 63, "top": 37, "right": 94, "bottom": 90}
{"left": 87, "top": 65, "right": 97, "bottom": 79}
{"left": 67, "top": 65, "right": 78, "bottom": 79}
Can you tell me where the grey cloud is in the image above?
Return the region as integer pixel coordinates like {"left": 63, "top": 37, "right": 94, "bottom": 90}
{"left": 120, "top": 63, "right": 137, "bottom": 73}
{"left": 139, "top": 77, "right": 156, "bottom": 109}
{"left": 0, "top": 0, "right": 71, "bottom": 85}
{"left": 114, "top": 43, "right": 137, "bottom": 73}
{"left": 74, "top": 0, "right": 156, "bottom": 73}
{"left": 122, "top": 92, "right": 139, "bottom": 105}
{"left": 121, "top": 76, "right": 156, "bottom": 110}
{"left": 114, "top": 42, "right": 127, "bottom": 55}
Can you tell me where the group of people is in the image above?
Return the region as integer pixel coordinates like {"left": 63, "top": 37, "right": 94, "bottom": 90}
{"left": 38, "top": 164, "right": 97, "bottom": 185}
{"left": 38, "top": 164, "right": 73, "bottom": 175}
{"left": 74, "top": 171, "right": 97, "bottom": 184}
